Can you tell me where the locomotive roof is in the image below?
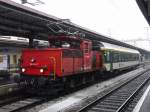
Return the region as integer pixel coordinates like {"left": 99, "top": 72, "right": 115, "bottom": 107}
{"left": 100, "top": 42, "right": 140, "bottom": 54}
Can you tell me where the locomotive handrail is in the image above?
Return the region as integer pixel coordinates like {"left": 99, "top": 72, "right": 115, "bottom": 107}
{"left": 49, "top": 57, "right": 56, "bottom": 80}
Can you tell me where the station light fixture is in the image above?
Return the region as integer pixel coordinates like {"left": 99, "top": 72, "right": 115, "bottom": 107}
{"left": 20, "top": 0, "right": 44, "bottom": 6}
{"left": 21, "top": 0, "right": 27, "bottom": 4}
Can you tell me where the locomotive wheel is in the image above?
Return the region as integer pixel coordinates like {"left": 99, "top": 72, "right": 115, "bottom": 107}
{"left": 70, "top": 79, "right": 75, "bottom": 88}
{"left": 91, "top": 75, "right": 94, "bottom": 82}
{"left": 82, "top": 76, "right": 86, "bottom": 84}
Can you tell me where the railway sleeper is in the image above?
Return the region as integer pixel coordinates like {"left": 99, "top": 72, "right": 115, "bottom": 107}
{"left": 108, "top": 96, "right": 129, "bottom": 99}
{"left": 103, "top": 99, "right": 124, "bottom": 103}
{"left": 105, "top": 97, "right": 127, "bottom": 102}
{"left": 91, "top": 107, "right": 116, "bottom": 112}
{"left": 99, "top": 101, "right": 122, "bottom": 106}
{"left": 95, "top": 104, "right": 119, "bottom": 109}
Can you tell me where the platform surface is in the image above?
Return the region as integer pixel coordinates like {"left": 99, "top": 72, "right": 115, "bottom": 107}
{"left": 0, "top": 77, "right": 14, "bottom": 85}
{"left": 133, "top": 84, "right": 150, "bottom": 112}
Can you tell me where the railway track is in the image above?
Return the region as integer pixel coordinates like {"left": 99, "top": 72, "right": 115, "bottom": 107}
{"left": 0, "top": 93, "right": 28, "bottom": 108}
{"left": 0, "top": 86, "right": 65, "bottom": 112}
{"left": 61, "top": 69, "right": 150, "bottom": 112}
{"left": 0, "top": 68, "right": 150, "bottom": 112}
{"left": 0, "top": 96, "right": 48, "bottom": 112}
{"left": 72, "top": 69, "right": 150, "bottom": 112}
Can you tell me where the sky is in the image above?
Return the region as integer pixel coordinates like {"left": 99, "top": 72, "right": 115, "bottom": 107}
{"left": 11, "top": 0, "right": 150, "bottom": 50}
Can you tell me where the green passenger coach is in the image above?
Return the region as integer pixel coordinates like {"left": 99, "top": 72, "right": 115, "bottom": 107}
{"left": 100, "top": 42, "right": 140, "bottom": 72}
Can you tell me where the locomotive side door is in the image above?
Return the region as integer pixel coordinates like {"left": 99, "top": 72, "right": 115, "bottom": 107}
{"left": 81, "top": 41, "right": 92, "bottom": 71}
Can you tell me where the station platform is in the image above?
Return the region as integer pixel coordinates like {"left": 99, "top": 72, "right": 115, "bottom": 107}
{"left": 133, "top": 84, "right": 150, "bottom": 112}
{"left": 0, "top": 76, "right": 20, "bottom": 96}
{"left": 0, "top": 75, "right": 15, "bottom": 85}
{"left": 0, "top": 83, "right": 20, "bottom": 96}
{"left": 0, "top": 79, "right": 14, "bottom": 85}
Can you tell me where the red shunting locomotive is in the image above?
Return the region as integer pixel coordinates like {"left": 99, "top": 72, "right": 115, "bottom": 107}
{"left": 19, "top": 35, "right": 104, "bottom": 87}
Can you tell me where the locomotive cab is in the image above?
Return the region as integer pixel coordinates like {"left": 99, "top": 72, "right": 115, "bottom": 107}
{"left": 19, "top": 35, "right": 103, "bottom": 87}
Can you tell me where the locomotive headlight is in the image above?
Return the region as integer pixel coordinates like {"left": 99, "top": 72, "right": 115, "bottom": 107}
{"left": 22, "top": 68, "right": 25, "bottom": 72}
{"left": 40, "top": 68, "right": 44, "bottom": 73}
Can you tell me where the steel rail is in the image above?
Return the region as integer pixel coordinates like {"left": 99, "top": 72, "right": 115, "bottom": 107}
{"left": 0, "top": 95, "right": 29, "bottom": 107}
{"left": 116, "top": 75, "right": 150, "bottom": 112}
{"left": 76, "top": 69, "right": 150, "bottom": 112}
{"left": 10, "top": 97, "right": 47, "bottom": 112}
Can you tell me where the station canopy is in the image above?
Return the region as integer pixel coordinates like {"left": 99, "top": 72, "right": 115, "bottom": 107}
{"left": 136, "top": 0, "right": 150, "bottom": 25}
{"left": 0, "top": 0, "right": 148, "bottom": 53}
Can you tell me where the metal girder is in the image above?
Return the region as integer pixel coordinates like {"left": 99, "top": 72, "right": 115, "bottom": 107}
{"left": 0, "top": 0, "right": 56, "bottom": 38}
{"left": 0, "top": 15, "right": 45, "bottom": 32}
{"left": 0, "top": 23, "right": 30, "bottom": 34}
{"left": 0, "top": 0, "right": 58, "bottom": 25}
{"left": 0, "top": 0, "right": 149, "bottom": 53}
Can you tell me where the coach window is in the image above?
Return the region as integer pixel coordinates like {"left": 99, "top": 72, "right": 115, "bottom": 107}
{"left": 130, "top": 54, "right": 132, "bottom": 61}
{"left": 131, "top": 54, "right": 133, "bottom": 61}
{"left": 103, "top": 51, "right": 106, "bottom": 63}
{"left": 116, "top": 52, "right": 119, "bottom": 62}
{"left": 106, "top": 51, "right": 110, "bottom": 62}
{"left": 134, "top": 55, "right": 136, "bottom": 61}
{"left": 119, "top": 53, "right": 121, "bottom": 62}
{"left": 134, "top": 54, "right": 137, "bottom": 61}
{"left": 126, "top": 53, "right": 129, "bottom": 61}
{"left": 124, "top": 53, "right": 126, "bottom": 61}
{"left": 113, "top": 52, "right": 118, "bottom": 62}
{"left": 126, "top": 53, "right": 128, "bottom": 61}
{"left": 123, "top": 52, "right": 125, "bottom": 62}
{"left": 112, "top": 52, "right": 115, "bottom": 62}
{"left": 136, "top": 54, "right": 139, "bottom": 60}
{"left": 0, "top": 56, "right": 3, "bottom": 63}
{"left": 132, "top": 54, "right": 134, "bottom": 61}
{"left": 120, "top": 52, "right": 122, "bottom": 62}
{"left": 129, "top": 54, "right": 131, "bottom": 61}
{"left": 132, "top": 54, "right": 135, "bottom": 61}
{"left": 136, "top": 54, "right": 138, "bottom": 60}
{"left": 128, "top": 53, "right": 130, "bottom": 61}
{"left": 134, "top": 54, "right": 136, "bottom": 61}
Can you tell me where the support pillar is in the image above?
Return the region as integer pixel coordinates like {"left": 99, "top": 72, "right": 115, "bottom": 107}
{"left": 29, "top": 37, "right": 33, "bottom": 48}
